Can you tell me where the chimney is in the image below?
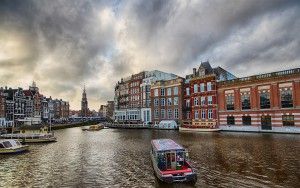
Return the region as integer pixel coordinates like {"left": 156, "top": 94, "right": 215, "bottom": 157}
{"left": 193, "top": 68, "right": 196, "bottom": 76}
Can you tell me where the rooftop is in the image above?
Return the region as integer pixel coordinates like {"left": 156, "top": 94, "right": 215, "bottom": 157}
{"left": 151, "top": 139, "right": 184, "bottom": 151}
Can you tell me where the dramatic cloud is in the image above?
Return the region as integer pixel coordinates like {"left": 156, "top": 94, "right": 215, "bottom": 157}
{"left": 0, "top": 0, "right": 299, "bottom": 110}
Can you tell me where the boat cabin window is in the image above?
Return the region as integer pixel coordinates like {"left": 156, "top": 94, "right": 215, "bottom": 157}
{"left": 0, "top": 143, "right": 4, "bottom": 148}
{"left": 3, "top": 141, "right": 12, "bottom": 148}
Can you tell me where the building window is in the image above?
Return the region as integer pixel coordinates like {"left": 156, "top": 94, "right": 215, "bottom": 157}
{"left": 168, "top": 109, "right": 172, "bottom": 119}
{"left": 208, "top": 96, "right": 213, "bottom": 105}
{"left": 241, "top": 94, "right": 251, "bottom": 110}
{"left": 154, "top": 98, "right": 159, "bottom": 106}
{"left": 227, "top": 116, "right": 235, "bottom": 125}
{"left": 201, "top": 97, "right": 206, "bottom": 106}
{"left": 281, "top": 89, "right": 293, "bottom": 108}
{"left": 154, "top": 89, "right": 158, "bottom": 97}
{"left": 160, "top": 88, "right": 165, "bottom": 96}
{"left": 174, "top": 87, "right": 178, "bottom": 95}
{"left": 161, "top": 109, "right": 165, "bottom": 119}
{"left": 167, "top": 88, "right": 172, "bottom": 96}
{"left": 174, "top": 97, "right": 178, "bottom": 105}
{"left": 208, "top": 109, "right": 213, "bottom": 119}
{"left": 160, "top": 98, "right": 165, "bottom": 106}
{"left": 260, "top": 92, "right": 270, "bottom": 109}
{"left": 154, "top": 109, "right": 159, "bottom": 119}
{"left": 242, "top": 116, "right": 251, "bottom": 125}
{"left": 194, "top": 84, "right": 198, "bottom": 93}
{"left": 194, "top": 98, "right": 199, "bottom": 106}
{"left": 201, "top": 110, "right": 206, "bottom": 119}
{"left": 195, "top": 110, "right": 199, "bottom": 119}
{"left": 186, "top": 99, "right": 190, "bottom": 107}
{"left": 261, "top": 115, "right": 272, "bottom": 130}
{"left": 200, "top": 83, "right": 205, "bottom": 92}
{"left": 167, "top": 98, "right": 172, "bottom": 106}
{"left": 186, "top": 111, "right": 190, "bottom": 119}
{"left": 282, "top": 115, "right": 294, "bottom": 126}
{"left": 174, "top": 109, "right": 179, "bottom": 119}
{"left": 207, "top": 82, "right": 212, "bottom": 91}
{"left": 226, "top": 95, "right": 234, "bottom": 110}
{"left": 186, "top": 88, "right": 190, "bottom": 95}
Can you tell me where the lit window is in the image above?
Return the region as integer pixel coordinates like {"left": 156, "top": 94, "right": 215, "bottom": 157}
{"left": 174, "top": 87, "right": 178, "bottom": 95}
{"left": 200, "top": 83, "right": 205, "bottom": 92}
{"left": 174, "top": 97, "right": 178, "bottom": 105}
{"left": 167, "top": 88, "right": 172, "bottom": 96}
{"left": 186, "top": 99, "right": 190, "bottom": 107}
{"left": 207, "top": 82, "right": 212, "bottom": 91}
{"left": 194, "top": 84, "right": 198, "bottom": 93}
{"left": 154, "top": 89, "right": 158, "bottom": 97}
{"left": 186, "top": 88, "right": 190, "bottom": 95}
{"left": 208, "top": 96, "right": 213, "bottom": 105}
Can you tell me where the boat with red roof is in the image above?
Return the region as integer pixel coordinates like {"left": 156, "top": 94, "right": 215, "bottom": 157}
{"left": 150, "top": 139, "right": 197, "bottom": 184}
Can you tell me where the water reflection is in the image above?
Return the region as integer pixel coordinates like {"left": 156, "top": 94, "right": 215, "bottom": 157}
{"left": 0, "top": 128, "right": 299, "bottom": 187}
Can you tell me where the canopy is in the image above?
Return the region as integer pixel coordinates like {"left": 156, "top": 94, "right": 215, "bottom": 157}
{"left": 151, "top": 139, "right": 184, "bottom": 152}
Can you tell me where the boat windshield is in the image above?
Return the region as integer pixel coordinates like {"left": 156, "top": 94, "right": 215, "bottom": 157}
{"left": 3, "top": 141, "right": 13, "bottom": 148}
{"left": 0, "top": 143, "right": 4, "bottom": 148}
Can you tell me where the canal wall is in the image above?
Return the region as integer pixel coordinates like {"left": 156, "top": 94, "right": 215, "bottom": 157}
{"left": 51, "top": 121, "right": 100, "bottom": 130}
{"left": 219, "top": 125, "right": 300, "bottom": 134}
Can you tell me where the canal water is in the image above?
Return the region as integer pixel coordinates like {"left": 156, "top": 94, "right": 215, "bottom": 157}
{"left": 0, "top": 127, "right": 299, "bottom": 188}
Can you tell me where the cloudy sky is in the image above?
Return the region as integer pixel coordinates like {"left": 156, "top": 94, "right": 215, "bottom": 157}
{"left": 0, "top": 0, "right": 299, "bottom": 110}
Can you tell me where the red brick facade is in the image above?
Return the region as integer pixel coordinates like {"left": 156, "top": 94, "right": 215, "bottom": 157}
{"left": 218, "top": 69, "right": 300, "bottom": 128}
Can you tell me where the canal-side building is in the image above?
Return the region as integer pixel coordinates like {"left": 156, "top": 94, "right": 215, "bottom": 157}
{"left": 140, "top": 70, "right": 178, "bottom": 124}
{"left": 217, "top": 68, "right": 300, "bottom": 133}
{"left": 182, "top": 61, "right": 236, "bottom": 130}
{"left": 0, "top": 88, "right": 5, "bottom": 118}
{"left": 151, "top": 77, "right": 184, "bottom": 125}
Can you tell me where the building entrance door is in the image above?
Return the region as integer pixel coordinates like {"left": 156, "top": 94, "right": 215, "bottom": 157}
{"left": 261, "top": 115, "right": 272, "bottom": 130}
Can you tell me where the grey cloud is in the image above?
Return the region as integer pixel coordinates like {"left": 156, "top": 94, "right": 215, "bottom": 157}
{"left": 0, "top": 0, "right": 299, "bottom": 110}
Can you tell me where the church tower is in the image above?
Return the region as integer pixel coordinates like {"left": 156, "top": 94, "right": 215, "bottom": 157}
{"left": 81, "top": 85, "right": 88, "bottom": 117}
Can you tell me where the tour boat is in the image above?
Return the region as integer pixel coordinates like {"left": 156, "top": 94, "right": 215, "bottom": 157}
{"left": 0, "top": 139, "right": 29, "bottom": 154}
{"left": 150, "top": 139, "right": 197, "bottom": 184}
{"left": 0, "top": 125, "right": 57, "bottom": 143}
{"left": 82, "top": 124, "right": 104, "bottom": 131}
{"left": 0, "top": 133, "right": 57, "bottom": 143}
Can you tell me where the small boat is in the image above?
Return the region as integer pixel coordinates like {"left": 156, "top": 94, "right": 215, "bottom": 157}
{"left": 150, "top": 139, "right": 197, "bottom": 184}
{"left": 0, "top": 139, "right": 29, "bottom": 154}
{"left": 179, "top": 126, "right": 220, "bottom": 132}
{"left": 82, "top": 124, "right": 104, "bottom": 131}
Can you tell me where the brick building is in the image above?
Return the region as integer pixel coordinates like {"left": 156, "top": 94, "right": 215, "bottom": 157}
{"left": 218, "top": 68, "right": 300, "bottom": 133}
{"left": 182, "top": 62, "right": 236, "bottom": 129}
{"left": 151, "top": 77, "right": 184, "bottom": 125}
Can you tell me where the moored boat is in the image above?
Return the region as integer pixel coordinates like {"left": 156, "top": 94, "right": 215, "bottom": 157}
{"left": 0, "top": 133, "right": 57, "bottom": 143}
{"left": 179, "top": 126, "right": 220, "bottom": 132}
{"left": 150, "top": 139, "right": 197, "bottom": 184}
{"left": 82, "top": 124, "right": 104, "bottom": 131}
{"left": 0, "top": 139, "right": 29, "bottom": 154}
